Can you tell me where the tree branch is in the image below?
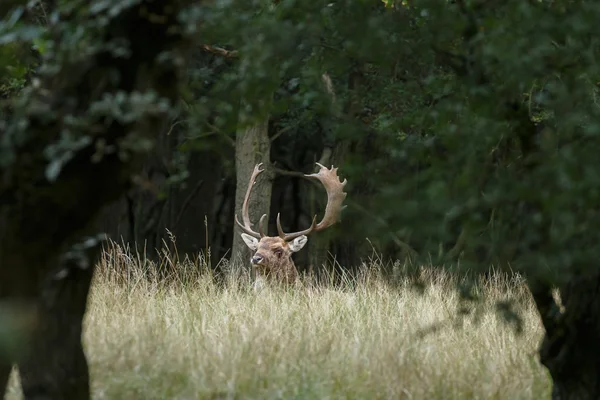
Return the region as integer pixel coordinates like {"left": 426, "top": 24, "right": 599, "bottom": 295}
{"left": 201, "top": 44, "right": 239, "bottom": 59}
{"left": 271, "top": 166, "right": 308, "bottom": 180}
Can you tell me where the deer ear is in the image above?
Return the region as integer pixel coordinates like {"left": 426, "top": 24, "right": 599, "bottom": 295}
{"left": 241, "top": 233, "right": 259, "bottom": 250}
{"left": 289, "top": 235, "right": 308, "bottom": 252}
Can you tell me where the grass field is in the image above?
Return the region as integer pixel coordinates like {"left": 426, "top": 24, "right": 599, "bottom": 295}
{"left": 6, "top": 242, "right": 551, "bottom": 399}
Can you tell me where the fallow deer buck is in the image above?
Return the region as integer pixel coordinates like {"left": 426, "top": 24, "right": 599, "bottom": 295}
{"left": 236, "top": 162, "right": 347, "bottom": 288}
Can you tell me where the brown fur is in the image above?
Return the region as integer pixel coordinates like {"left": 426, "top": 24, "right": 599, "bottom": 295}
{"left": 238, "top": 163, "right": 347, "bottom": 289}
{"left": 250, "top": 237, "right": 298, "bottom": 284}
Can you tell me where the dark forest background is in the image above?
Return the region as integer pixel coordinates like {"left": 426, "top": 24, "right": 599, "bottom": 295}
{"left": 2, "top": 0, "right": 600, "bottom": 398}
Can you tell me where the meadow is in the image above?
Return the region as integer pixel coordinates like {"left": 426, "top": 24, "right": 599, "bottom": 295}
{"left": 6, "top": 241, "right": 551, "bottom": 399}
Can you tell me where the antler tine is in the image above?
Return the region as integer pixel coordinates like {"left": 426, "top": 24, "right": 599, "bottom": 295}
{"left": 235, "top": 214, "right": 261, "bottom": 238}
{"left": 305, "top": 162, "right": 347, "bottom": 232}
{"left": 235, "top": 163, "right": 266, "bottom": 239}
{"left": 276, "top": 213, "right": 285, "bottom": 238}
{"left": 258, "top": 214, "right": 268, "bottom": 237}
{"left": 277, "top": 162, "right": 347, "bottom": 241}
{"left": 277, "top": 213, "right": 317, "bottom": 241}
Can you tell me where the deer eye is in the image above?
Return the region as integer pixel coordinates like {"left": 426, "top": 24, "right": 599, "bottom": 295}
{"left": 274, "top": 249, "right": 283, "bottom": 258}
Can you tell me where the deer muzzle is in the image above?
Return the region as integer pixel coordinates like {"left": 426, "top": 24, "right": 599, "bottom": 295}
{"left": 251, "top": 255, "right": 264, "bottom": 265}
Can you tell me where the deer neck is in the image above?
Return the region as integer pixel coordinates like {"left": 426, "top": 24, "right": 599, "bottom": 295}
{"left": 266, "top": 257, "right": 298, "bottom": 284}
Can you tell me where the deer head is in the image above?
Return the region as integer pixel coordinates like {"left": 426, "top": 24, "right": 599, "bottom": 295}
{"left": 235, "top": 162, "right": 347, "bottom": 285}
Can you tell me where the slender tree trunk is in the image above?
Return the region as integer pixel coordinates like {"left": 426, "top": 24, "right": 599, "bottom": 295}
{"left": 532, "top": 273, "right": 600, "bottom": 400}
{"left": 308, "top": 68, "right": 360, "bottom": 273}
{"left": 231, "top": 113, "right": 273, "bottom": 271}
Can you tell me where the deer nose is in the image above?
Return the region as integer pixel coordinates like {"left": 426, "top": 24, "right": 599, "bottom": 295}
{"left": 251, "top": 255, "right": 263, "bottom": 265}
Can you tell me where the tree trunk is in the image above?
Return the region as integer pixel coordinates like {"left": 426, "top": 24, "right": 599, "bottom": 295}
{"left": 0, "top": 365, "right": 10, "bottom": 396}
{"left": 17, "top": 239, "right": 99, "bottom": 399}
{"left": 308, "top": 68, "right": 361, "bottom": 274}
{"left": 533, "top": 273, "right": 600, "bottom": 400}
{"left": 0, "top": 1, "right": 190, "bottom": 398}
{"left": 231, "top": 114, "right": 273, "bottom": 271}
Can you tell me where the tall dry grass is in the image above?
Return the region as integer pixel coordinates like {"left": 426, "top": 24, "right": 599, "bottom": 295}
{"left": 6, "top": 239, "right": 551, "bottom": 399}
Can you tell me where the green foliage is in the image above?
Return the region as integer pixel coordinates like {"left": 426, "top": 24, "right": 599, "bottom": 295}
{"left": 2, "top": 1, "right": 600, "bottom": 392}
{"left": 179, "top": 0, "right": 600, "bottom": 288}
{"left": 363, "top": 0, "right": 600, "bottom": 283}
{"left": 3, "top": 0, "right": 599, "bottom": 286}
{"left": 0, "top": 7, "right": 42, "bottom": 98}
{"left": 1, "top": 0, "right": 186, "bottom": 184}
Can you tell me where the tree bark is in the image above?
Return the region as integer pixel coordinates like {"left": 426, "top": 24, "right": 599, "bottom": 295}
{"left": 231, "top": 113, "right": 272, "bottom": 271}
{"left": 0, "top": 0, "right": 191, "bottom": 398}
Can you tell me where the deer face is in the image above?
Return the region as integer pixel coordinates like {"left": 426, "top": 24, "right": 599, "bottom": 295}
{"left": 240, "top": 234, "right": 308, "bottom": 277}
{"left": 235, "top": 162, "right": 347, "bottom": 285}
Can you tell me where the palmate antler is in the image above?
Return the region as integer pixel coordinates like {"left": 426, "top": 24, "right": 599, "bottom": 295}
{"left": 235, "top": 163, "right": 268, "bottom": 239}
{"left": 276, "top": 162, "right": 348, "bottom": 241}
{"left": 235, "top": 162, "right": 347, "bottom": 241}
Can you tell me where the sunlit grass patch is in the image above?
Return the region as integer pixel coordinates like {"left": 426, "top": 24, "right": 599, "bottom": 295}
{"left": 6, "top": 241, "right": 550, "bottom": 399}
